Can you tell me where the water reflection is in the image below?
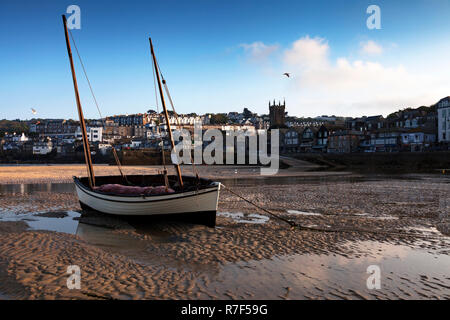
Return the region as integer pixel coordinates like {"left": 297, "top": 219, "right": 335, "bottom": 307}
{"left": 219, "top": 173, "right": 426, "bottom": 188}
{"left": 0, "top": 210, "right": 80, "bottom": 234}
{"left": 212, "top": 241, "right": 450, "bottom": 299}
{"left": 0, "top": 172, "right": 434, "bottom": 195}
{"left": 0, "top": 183, "right": 75, "bottom": 194}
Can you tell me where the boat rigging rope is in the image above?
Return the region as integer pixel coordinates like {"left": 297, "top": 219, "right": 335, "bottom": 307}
{"left": 111, "top": 147, "right": 130, "bottom": 184}
{"left": 162, "top": 78, "right": 200, "bottom": 181}
{"left": 150, "top": 53, "right": 168, "bottom": 172}
{"left": 220, "top": 183, "right": 445, "bottom": 240}
{"left": 155, "top": 60, "right": 200, "bottom": 181}
{"left": 67, "top": 28, "right": 129, "bottom": 184}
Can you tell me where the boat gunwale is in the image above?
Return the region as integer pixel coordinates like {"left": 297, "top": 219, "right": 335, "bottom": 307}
{"left": 73, "top": 176, "right": 220, "bottom": 203}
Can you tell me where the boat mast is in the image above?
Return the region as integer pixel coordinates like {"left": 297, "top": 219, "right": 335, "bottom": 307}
{"left": 149, "top": 38, "right": 184, "bottom": 189}
{"left": 62, "top": 15, "right": 95, "bottom": 188}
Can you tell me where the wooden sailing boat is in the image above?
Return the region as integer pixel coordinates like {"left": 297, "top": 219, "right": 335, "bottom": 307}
{"left": 62, "top": 15, "right": 220, "bottom": 227}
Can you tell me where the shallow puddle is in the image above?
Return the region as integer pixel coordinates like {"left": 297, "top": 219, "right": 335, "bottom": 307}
{"left": 0, "top": 210, "right": 80, "bottom": 234}
{"left": 210, "top": 241, "right": 450, "bottom": 299}
{"left": 287, "top": 210, "right": 322, "bottom": 216}
{"left": 218, "top": 212, "right": 269, "bottom": 224}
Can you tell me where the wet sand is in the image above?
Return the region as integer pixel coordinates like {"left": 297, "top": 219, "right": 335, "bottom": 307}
{"left": 0, "top": 163, "right": 449, "bottom": 299}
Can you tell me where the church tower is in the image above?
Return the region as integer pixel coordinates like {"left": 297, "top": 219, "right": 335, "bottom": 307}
{"left": 269, "top": 99, "right": 286, "bottom": 128}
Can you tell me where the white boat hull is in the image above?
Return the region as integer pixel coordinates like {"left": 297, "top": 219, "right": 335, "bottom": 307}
{"left": 74, "top": 178, "right": 221, "bottom": 218}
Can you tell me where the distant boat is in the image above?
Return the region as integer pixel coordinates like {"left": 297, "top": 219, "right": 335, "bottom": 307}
{"left": 62, "top": 15, "right": 220, "bottom": 227}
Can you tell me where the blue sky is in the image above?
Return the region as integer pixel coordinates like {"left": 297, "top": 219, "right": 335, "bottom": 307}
{"left": 1, "top": 0, "right": 450, "bottom": 120}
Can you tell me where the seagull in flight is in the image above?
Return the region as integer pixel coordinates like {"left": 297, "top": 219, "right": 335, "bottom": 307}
{"left": 283, "top": 73, "right": 291, "bottom": 78}
{"left": 31, "top": 108, "right": 37, "bottom": 115}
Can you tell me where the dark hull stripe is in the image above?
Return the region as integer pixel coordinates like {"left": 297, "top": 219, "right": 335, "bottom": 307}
{"left": 79, "top": 201, "right": 217, "bottom": 227}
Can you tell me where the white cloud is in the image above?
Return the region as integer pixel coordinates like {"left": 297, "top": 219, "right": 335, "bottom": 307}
{"left": 360, "top": 40, "right": 383, "bottom": 55}
{"left": 240, "top": 41, "right": 279, "bottom": 62}
{"left": 284, "top": 36, "right": 329, "bottom": 69}
{"left": 281, "top": 36, "right": 450, "bottom": 117}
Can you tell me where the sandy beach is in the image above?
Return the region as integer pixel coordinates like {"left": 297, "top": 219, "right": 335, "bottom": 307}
{"left": 0, "top": 161, "right": 449, "bottom": 299}
{"left": 0, "top": 158, "right": 338, "bottom": 184}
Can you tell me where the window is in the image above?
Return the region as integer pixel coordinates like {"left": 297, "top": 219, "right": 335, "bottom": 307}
{"left": 304, "top": 130, "right": 313, "bottom": 139}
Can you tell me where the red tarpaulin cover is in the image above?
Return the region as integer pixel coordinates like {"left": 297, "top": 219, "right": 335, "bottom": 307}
{"left": 94, "top": 184, "right": 175, "bottom": 196}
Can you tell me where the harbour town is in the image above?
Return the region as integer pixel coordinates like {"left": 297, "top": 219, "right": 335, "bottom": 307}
{"left": 2, "top": 96, "right": 450, "bottom": 165}
{"left": 0, "top": 0, "right": 449, "bottom": 305}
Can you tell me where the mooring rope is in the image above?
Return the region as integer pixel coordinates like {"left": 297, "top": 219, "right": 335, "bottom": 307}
{"left": 220, "top": 183, "right": 298, "bottom": 228}
{"left": 220, "top": 183, "right": 446, "bottom": 240}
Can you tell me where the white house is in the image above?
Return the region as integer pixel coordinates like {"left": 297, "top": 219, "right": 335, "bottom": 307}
{"left": 131, "top": 139, "right": 144, "bottom": 149}
{"left": 202, "top": 114, "right": 211, "bottom": 125}
{"left": 404, "top": 118, "right": 419, "bottom": 129}
{"left": 19, "top": 133, "right": 29, "bottom": 142}
{"left": 98, "top": 143, "right": 112, "bottom": 155}
{"left": 437, "top": 97, "right": 450, "bottom": 142}
{"left": 401, "top": 131, "right": 436, "bottom": 152}
{"left": 401, "top": 132, "right": 436, "bottom": 145}
{"left": 221, "top": 124, "right": 256, "bottom": 132}
{"left": 33, "top": 139, "right": 53, "bottom": 155}
{"left": 9, "top": 133, "right": 28, "bottom": 143}
{"left": 75, "top": 126, "right": 103, "bottom": 142}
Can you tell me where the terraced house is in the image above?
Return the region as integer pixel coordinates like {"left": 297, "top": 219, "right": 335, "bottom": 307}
{"left": 437, "top": 97, "right": 450, "bottom": 142}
